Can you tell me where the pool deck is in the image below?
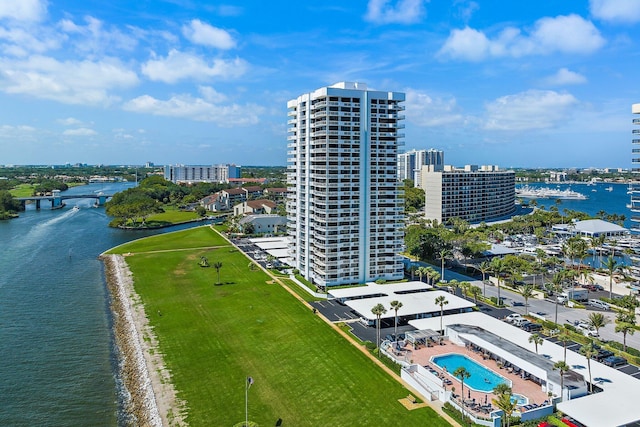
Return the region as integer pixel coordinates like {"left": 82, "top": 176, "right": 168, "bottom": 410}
{"left": 410, "top": 340, "right": 550, "bottom": 413}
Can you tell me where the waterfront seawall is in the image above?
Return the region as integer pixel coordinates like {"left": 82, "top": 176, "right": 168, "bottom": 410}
{"left": 102, "top": 254, "right": 185, "bottom": 426}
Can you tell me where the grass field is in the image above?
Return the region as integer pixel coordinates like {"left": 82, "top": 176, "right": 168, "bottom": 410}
{"left": 107, "top": 226, "right": 451, "bottom": 427}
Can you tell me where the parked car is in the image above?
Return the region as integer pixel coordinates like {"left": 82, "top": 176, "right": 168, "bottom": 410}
{"left": 505, "top": 313, "right": 524, "bottom": 323}
{"left": 588, "top": 299, "right": 610, "bottom": 310}
{"left": 594, "top": 347, "right": 614, "bottom": 362}
{"left": 522, "top": 322, "right": 543, "bottom": 332}
{"left": 603, "top": 355, "right": 627, "bottom": 367}
{"left": 575, "top": 323, "right": 599, "bottom": 337}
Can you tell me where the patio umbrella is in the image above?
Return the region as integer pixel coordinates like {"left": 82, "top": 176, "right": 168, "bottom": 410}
{"left": 485, "top": 394, "right": 488, "bottom": 405}
{"left": 468, "top": 389, "right": 471, "bottom": 399}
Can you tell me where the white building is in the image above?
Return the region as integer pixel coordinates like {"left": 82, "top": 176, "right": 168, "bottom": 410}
{"left": 286, "top": 82, "right": 405, "bottom": 287}
{"left": 163, "top": 164, "right": 241, "bottom": 184}
{"left": 629, "top": 103, "right": 640, "bottom": 232}
{"left": 422, "top": 164, "right": 515, "bottom": 224}
{"left": 398, "top": 149, "right": 444, "bottom": 186}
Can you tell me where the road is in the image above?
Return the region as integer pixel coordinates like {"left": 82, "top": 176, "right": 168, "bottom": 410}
{"left": 477, "top": 279, "right": 640, "bottom": 351}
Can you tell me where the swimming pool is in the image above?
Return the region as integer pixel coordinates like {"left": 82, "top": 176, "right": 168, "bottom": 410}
{"left": 511, "top": 394, "right": 528, "bottom": 406}
{"left": 432, "top": 353, "right": 511, "bottom": 392}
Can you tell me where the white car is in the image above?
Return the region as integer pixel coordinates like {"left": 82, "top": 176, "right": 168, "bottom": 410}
{"left": 576, "top": 323, "right": 599, "bottom": 337}
{"left": 505, "top": 314, "right": 524, "bottom": 323}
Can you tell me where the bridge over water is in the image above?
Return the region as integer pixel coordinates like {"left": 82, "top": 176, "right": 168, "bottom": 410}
{"left": 17, "top": 190, "right": 113, "bottom": 209}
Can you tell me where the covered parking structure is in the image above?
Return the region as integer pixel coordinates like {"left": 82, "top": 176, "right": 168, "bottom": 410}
{"left": 338, "top": 287, "right": 475, "bottom": 328}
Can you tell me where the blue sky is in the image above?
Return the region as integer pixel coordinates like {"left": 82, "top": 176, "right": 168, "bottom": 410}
{"left": 1, "top": 0, "right": 639, "bottom": 168}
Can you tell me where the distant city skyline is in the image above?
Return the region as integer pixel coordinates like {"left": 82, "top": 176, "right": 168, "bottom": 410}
{"left": 0, "top": 1, "right": 639, "bottom": 168}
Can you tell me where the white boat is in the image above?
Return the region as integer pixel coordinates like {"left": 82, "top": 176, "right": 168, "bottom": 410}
{"left": 516, "top": 186, "right": 587, "bottom": 200}
{"left": 72, "top": 205, "right": 80, "bottom": 211}
{"left": 605, "top": 186, "right": 613, "bottom": 191}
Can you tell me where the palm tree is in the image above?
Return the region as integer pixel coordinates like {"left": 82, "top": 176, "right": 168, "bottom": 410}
{"left": 453, "top": 366, "right": 471, "bottom": 420}
{"left": 478, "top": 260, "right": 491, "bottom": 296}
{"left": 416, "top": 266, "right": 426, "bottom": 283}
{"left": 493, "top": 384, "right": 516, "bottom": 427}
{"left": 615, "top": 321, "right": 635, "bottom": 352}
{"left": 557, "top": 331, "right": 572, "bottom": 363}
{"left": 490, "top": 257, "right": 507, "bottom": 305}
{"left": 438, "top": 248, "right": 451, "bottom": 281}
{"left": 470, "top": 285, "right": 482, "bottom": 304}
{"left": 521, "top": 284, "right": 534, "bottom": 315}
{"left": 550, "top": 271, "right": 565, "bottom": 324}
{"left": 371, "top": 303, "right": 387, "bottom": 354}
{"left": 580, "top": 343, "right": 598, "bottom": 394}
{"left": 603, "top": 255, "right": 623, "bottom": 299}
{"left": 553, "top": 360, "right": 570, "bottom": 400}
{"left": 587, "top": 312, "right": 610, "bottom": 336}
{"left": 213, "top": 261, "right": 223, "bottom": 284}
{"left": 528, "top": 333, "right": 543, "bottom": 354}
{"left": 448, "top": 279, "right": 460, "bottom": 296}
{"left": 390, "top": 300, "right": 403, "bottom": 340}
{"left": 435, "top": 295, "right": 449, "bottom": 335}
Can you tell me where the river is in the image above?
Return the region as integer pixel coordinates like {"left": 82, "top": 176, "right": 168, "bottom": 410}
{"left": 0, "top": 182, "right": 199, "bottom": 426}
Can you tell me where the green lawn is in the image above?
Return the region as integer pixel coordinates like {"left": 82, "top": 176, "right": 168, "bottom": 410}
{"left": 108, "top": 226, "right": 450, "bottom": 427}
{"left": 9, "top": 183, "right": 36, "bottom": 197}
{"left": 147, "top": 205, "right": 201, "bottom": 223}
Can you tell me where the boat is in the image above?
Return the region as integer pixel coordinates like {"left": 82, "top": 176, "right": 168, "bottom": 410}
{"left": 605, "top": 186, "right": 613, "bottom": 191}
{"left": 72, "top": 205, "right": 80, "bottom": 211}
{"left": 516, "top": 186, "right": 587, "bottom": 200}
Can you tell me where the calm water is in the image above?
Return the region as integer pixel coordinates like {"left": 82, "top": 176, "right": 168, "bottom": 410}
{"left": 432, "top": 353, "right": 509, "bottom": 392}
{"left": 0, "top": 182, "right": 198, "bottom": 426}
{"left": 519, "top": 181, "right": 631, "bottom": 227}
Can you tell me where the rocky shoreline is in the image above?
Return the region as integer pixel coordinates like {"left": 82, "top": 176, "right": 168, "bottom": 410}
{"left": 102, "top": 254, "right": 185, "bottom": 426}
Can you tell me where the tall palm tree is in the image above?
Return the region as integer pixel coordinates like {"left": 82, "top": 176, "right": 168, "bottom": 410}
{"left": 478, "top": 260, "right": 491, "bottom": 296}
{"left": 416, "top": 266, "right": 426, "bottom": 283}
{"left": 490, "top": 257, "right": 507, "bottom": 305}
{"left": 453, "top": 366, "right": 471, "bottom": 420}
{"left": 550, "top": 271, "right": 565, "bottom": 324}
{"left": 587, "top": 312, "right": 610, "bottom": 336}
{"left": 371, "top": 303, "right": 387, "bottom": 355}
{"left": 557, "top": 331, "right": 572, "bottom": 363}
{"left": 553, "top": 360, "right": 570, "bottom": 400}
{"left": 604, "top": 255, "right": 623, "bottom": 299}
{"left": 528, "top": 333, "right": 543, "bottom": 354}
{"left": 470, "top": 285, "right": 482, "bottom": 304}
{"left": 435, "top": 295, "right": 449, "bottom": 335}
{"left": 493, "top": 384, "right": 516, "bottom": 427}
{"left": 521, "top": 284, "right": 534, "bottom": 315}
{"left": 615, "top": 321, "right": 635, "bottom": 352}
{"left": 389, "top": 300, "right": 403, "bottom": 340}
{"left": 213, "top": 261, "right": 223, "bottom": 284}
{"left": 438, "top": 248, "right": 451, "bottom": 281}
{"left": 580, "top": 343, "right": 598, "bottom": 394}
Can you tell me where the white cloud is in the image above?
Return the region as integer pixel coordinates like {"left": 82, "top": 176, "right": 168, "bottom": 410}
{"left": 439, "top": 15, "right": 605, "bottom": 61}
{"left": 182, "top": 19, "right": 235, "bottom": 49}
{"left": 0, "top": 55, "right": 139, "bottom": 105}
{"left": 0, "top": 0, "right": 47, "bottom": 22}
{"left": 198, "top": 85, "right": 228, "bottom": 103}
{"left": 542, "top": 68, "right": 587, "bottom": 86}
{"left": 123, "top": 93, "right": 263, "bottom": 126}
{"left": 58, "top": 16, "right": 137, "bottom": 54}
{"left": 141, "top": 49, "right": 247, "bottom": 83}
{"left": 404, "top": 89, "right": 462, "bottom": 126}
{"left": 364, "top": 0, "right": 427, "bottom": 24}
{"left": 63, "top": 128, "right": 97, "bottom": 136}
{"left": 590, "top": 0, "right": 640, "bottom": 23}
{"left": 57, "top": 117, "right": 83, "bottom": 126}
{"left": 484, "top": 89, "right": 578, "bottom": 131}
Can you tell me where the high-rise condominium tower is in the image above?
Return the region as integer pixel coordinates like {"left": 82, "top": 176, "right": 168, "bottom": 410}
{"left": 286, "top": 82, "right": 405, "bottom": 287}
{"left": 397, "top": 149, "right": 444, "bottom": 186}
{"left": 630, "top": 103, "right": 640, "bottom": 232}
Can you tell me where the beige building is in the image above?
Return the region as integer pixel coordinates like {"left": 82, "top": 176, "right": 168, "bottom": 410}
{"left": 421, "top": 164, "right": 515, "bottom": 224}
